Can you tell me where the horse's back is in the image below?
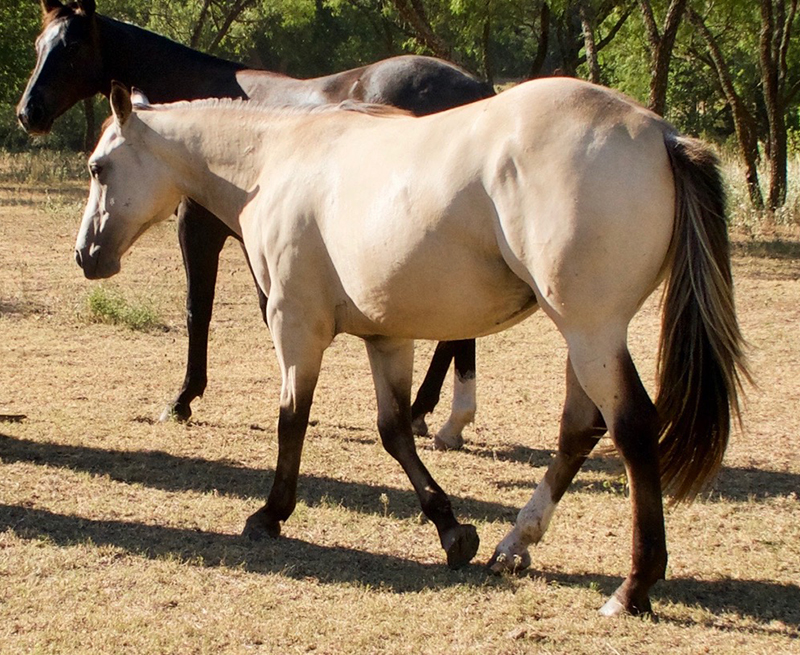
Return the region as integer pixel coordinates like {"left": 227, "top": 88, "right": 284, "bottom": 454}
{"left": 344, "top": 56, "right": 494, "bottom": 115}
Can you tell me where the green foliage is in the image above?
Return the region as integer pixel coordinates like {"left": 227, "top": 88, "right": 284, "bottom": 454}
{"left": 0, "top": 1, "right": 39, "bottom": 102}
{"left": 84, "top": 286, "right": 167, "bottom": 333}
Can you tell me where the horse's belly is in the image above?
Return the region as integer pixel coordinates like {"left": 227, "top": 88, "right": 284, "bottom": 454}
{"left": 340, "top": 263, "right": 537, "bottom": 341}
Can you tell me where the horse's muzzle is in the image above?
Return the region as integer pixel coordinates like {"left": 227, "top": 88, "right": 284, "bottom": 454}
{"left": 75, "top": 246, "right": 115, "bottom": 280}
{"left": 16, "top": 100, "right": 51, "bottom": 136}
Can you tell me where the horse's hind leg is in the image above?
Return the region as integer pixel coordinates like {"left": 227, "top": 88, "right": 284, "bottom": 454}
{"left": 434, "top": 339, "right": 476, "bottom": 451}
{"left": 161, "top": 200, "right": 234, "bottom": 422}
{"left": 490, "top": 356, "right": 605, "bottom": 572}
{"left": 366, "top": 337, "right": 479, "bottom": 568}
{"left": 566, "top": 335, "right": 667, "bottom": 616}
{"left": 410, "top": 341, "right": 456, "bottom": 436}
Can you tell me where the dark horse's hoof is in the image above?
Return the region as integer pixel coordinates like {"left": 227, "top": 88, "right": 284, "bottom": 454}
{"left": 160, "top": 401, "right": 192, "bottom": 423}
{"left": 442, "top": 524, "right": 479, "bottom": 569}
{"left": 599, "top": 583, "right": 656, "bottom": 619}
{"left": 242, "top": 511, "right": 281, "bottom": 541}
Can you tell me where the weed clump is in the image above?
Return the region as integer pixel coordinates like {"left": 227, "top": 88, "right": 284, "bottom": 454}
{"left": 84, "top": 286, "right": 167, "bottom": 333}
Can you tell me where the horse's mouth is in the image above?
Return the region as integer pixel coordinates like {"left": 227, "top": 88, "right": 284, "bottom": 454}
{"left": 75, "top": 247, "right": 121, "bottom": 279}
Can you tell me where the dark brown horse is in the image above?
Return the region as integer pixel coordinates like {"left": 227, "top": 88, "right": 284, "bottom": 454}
{"left": 18, "top": 0, "right": 490, "bottom": 444}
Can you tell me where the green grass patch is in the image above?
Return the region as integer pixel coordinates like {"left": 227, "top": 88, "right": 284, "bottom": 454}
{"left": 84, "top": 285, "right": 167, "bottom": 333}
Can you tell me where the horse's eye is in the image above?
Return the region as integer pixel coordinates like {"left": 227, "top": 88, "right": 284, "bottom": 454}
{"left": 89, "top": 163, "right": 103, "bottom": 179}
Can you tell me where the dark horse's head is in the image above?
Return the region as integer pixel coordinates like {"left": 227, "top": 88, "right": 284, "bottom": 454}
{"left": 17, "top": 0, "right": 104, "bottom": 135}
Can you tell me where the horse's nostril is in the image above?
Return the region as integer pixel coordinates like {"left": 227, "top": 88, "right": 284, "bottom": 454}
{"left": 74, "top": 249, "right": 83, "bottom": 268}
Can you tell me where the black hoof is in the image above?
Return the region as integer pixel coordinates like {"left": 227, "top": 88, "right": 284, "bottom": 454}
{"left": 160, "top": 401, "right": 192, "bottom": 423}
{"left": 442, "top": 524, "right": 479, "bottom": 569}
{"left": 242, "top": 511, "right": 281, "bottom": 541}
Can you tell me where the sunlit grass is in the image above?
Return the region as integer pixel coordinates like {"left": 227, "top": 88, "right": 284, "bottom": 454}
{"left": 0, "top": 149, "right": 88, "bottom": 185}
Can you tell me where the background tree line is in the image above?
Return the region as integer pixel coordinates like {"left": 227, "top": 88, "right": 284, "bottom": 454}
{"left": 1, "top": 0, "right": 798, "bottom": 210}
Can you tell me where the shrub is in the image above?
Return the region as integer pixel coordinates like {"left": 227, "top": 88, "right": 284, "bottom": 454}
{"left": 84, "top": 286, "right": 167, "bottom": 333}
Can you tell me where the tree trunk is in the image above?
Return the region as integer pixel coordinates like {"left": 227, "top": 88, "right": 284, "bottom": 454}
{"left": 639, "top": 0, "right": 687, "bottom": 116}
{"left": 82, "top": 97, "right": 95, "bottom": 154}
{"left": 190, "top": 0, "right": 213, "bottom": 48}
{"left": 528, "top": 1, "right": 550, "bottom": 78}
{"left": 687, "top": 8, "right": 764, "bottom": 210}
{"left": 208, "top": 0, "right": 258, "bottom": 53}
{"left": 579, "top": 3, "right": 601, "bottom": 83}
{"left": 482, "top": 16, "right": 494, "bottom": 87}
{"left": 389, "top": 0, "right": 452, "bottom": 59}
{"left": 759, "top": 0, "right": 795, "bottom": 210}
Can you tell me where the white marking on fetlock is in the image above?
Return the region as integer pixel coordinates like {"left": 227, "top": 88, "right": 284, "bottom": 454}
{"left": 516, "top": 480, "right": 557, "bottom": 544}
{"left": 599, "top": 595, "right": 627, "bottom": 617}
{"left": 490, "top": 481, "right": 558, "bottom": 572}
{"left": 436, "top": 374, "right": 476, "bottom": 449}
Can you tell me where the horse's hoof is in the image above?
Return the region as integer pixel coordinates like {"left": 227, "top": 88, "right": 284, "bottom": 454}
{"left": 442, "top": 524, "right": 479, "bottom": 569}
{"left": 160, "top": 402, "right": 191, "bottom": 423}
{"left": 599, "top": 593, "right": 654, "bottom": 618}
{"left": 434, "top": 433, "right": 464, "bottom": 451}
{"left": 487, "top": 547, "right": 531, "bottom": 574}
{"left": 242, "top": 512, "right": 281, "bottom": 541}
{"left": 411, "top": 416, "right": 429, "bottom": 437}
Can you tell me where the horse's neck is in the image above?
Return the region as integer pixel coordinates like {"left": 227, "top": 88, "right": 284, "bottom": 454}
{"left": 97, "top": 16, "right": 247, "bottom": 102}
{"left": 142, "top": 109, "right": 266, "bottom": 233}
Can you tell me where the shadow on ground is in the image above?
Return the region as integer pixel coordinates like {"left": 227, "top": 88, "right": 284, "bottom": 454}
{"left": 0, "top": 433, "right": 518, "bottom": 522}
{"left": 1, "top": 433, "right": 795, "bottom": 522}
{"left": 1, "top": 501, "right": 797, "bottom": 632}
{"left": 0, "top": 503, "right": 491, "bottom": 594}
{"left": 538, "top": 569, "right": 800, "bottom": 634}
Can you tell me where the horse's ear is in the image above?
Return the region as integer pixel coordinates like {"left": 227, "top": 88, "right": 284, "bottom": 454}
{"left": 130, "top": 88, "right": 151, "bottom": 109}
{"left": 75, "top": 0, "right": 96, "bottom": 16}
{"left": 110, "top": 82, "right": 132, "bottom": 127}
{"left": 40, "top": 0, "right": 64, "bottom": 15}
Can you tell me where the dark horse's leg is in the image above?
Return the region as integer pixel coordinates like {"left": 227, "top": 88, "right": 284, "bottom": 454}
{"left": 410, "top": 341, "right": 456, "bottom": 435}
{"left": 366, "top": 337, "right": 479, "bottom": 568}
{"left": 160, "top": 199, "right": 238, "bottom": 422}
{"left": 410, "top": 339, "right": 477, "bottom": 450}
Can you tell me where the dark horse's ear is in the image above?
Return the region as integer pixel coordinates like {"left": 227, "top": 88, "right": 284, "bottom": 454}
{"left": 75, "top": 0, "right": 96, "bottom": 16}
{"left": 40, "top": 0, "right": 64, "bottom": 14}
{"left": 110, "top": 82, "right": 132, "bottom": 127}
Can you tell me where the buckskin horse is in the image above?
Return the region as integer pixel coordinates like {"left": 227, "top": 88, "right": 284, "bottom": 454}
{"left": 75, "top": 81, "right": 748, "bottom": 615}
{"left": 18, "top": 0, "right": 492, "bottom": 448}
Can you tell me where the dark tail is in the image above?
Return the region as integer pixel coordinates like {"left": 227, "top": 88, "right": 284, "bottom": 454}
{"left": 656, "top": 134, "right": 751, "bottom": 502}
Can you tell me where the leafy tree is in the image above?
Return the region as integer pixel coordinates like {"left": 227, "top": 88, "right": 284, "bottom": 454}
{"left": 685, "top": 0, "right": 799, "bottom": 210}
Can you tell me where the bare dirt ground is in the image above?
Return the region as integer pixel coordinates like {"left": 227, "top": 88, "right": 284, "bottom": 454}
{"left": 1, "top": 179, "right": 798, "bottom": 653}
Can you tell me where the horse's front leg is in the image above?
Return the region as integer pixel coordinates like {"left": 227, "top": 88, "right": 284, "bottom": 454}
{"left": 243, "top": 310, "right": 326, "bottom": 540}
{"left": 365, "top": 337, "right": 479, "bottom": 568}
{"left": 160, "top": 200, "right": 236, "bottom": 422}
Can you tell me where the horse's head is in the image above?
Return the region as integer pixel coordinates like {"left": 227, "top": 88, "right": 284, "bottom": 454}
{"left": 75, "top": 83, "right": 182, "bottom": 279}
{"left": 17, "top": 0, "right": 104, "bottom": 134}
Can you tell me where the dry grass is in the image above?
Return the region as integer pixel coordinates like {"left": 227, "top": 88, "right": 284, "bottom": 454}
{"left": 1, "top": 166, "right": 798, "bottom": 653}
